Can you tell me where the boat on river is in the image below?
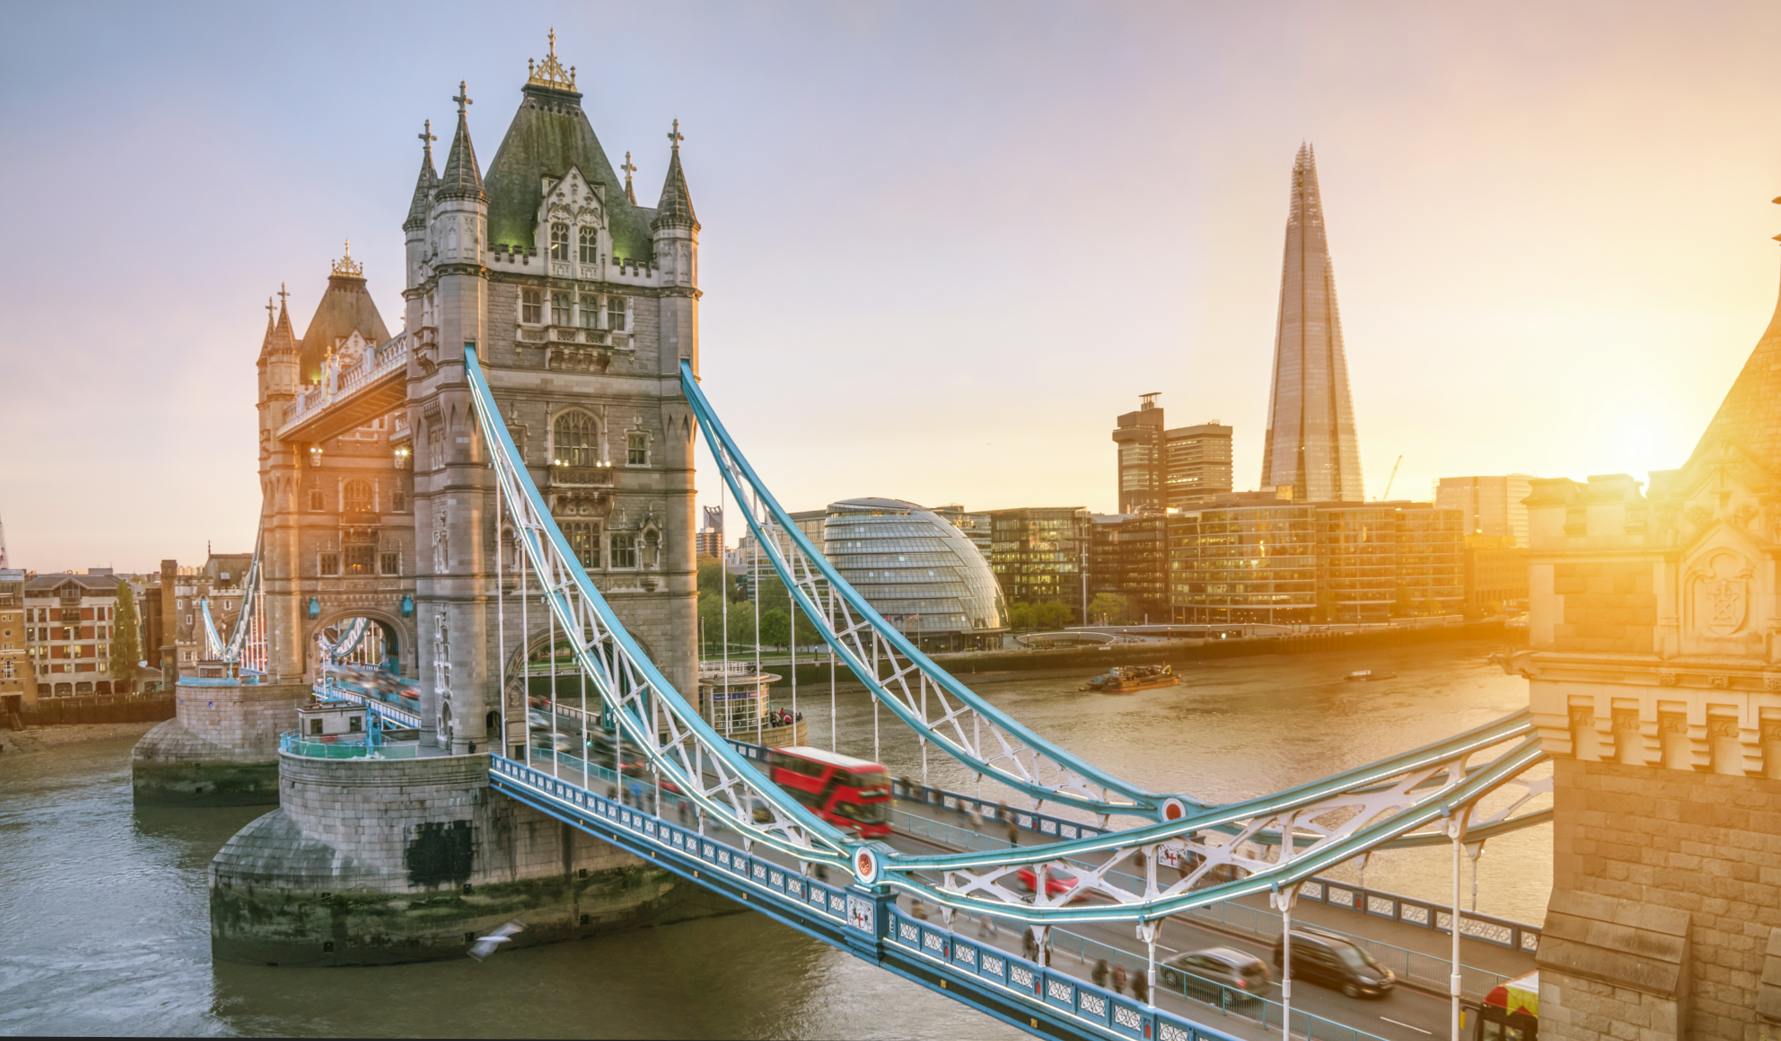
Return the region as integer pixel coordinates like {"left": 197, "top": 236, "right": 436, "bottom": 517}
{"left": 1344, "top": 668, "right": 1397, "bottom": 682}
{"left": 1082, "top": 663, "right": 1179, "bottom": 694}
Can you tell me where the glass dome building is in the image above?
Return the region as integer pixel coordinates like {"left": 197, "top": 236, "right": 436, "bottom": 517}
{"left": 822, "top": 498, "right": 1007, "bottom": 651}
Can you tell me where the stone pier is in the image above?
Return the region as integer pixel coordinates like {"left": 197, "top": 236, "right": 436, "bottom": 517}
{"left": 210, "top": 749, "right": 730, "bottom": 965}
{"left": 131, "top": 676, "right": 309, "bottom": 804}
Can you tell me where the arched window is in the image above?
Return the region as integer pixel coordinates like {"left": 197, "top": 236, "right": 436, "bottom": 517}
{"left": 553, "top": 411, "right": 597, "bottom": 468}
{"left": 343, "top": 479, "right": 374, "bottom": 514}
{"left": 626, "top": 430, "right": 648, "bottom": 466}
{"left": 578, "top": 226, "right": 598, "bottom": 264}
{"left": 549, "top": 222, "right": 569, "bottom": 261}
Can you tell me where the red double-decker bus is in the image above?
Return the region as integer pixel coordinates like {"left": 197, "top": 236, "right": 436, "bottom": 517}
{"left": 766, "top": 746, "right": 892, "bottom": 838}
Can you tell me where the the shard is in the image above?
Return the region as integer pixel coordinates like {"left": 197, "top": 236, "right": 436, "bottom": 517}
{"left": 1260, "top": 144, "right": 1364, "bottom": 501}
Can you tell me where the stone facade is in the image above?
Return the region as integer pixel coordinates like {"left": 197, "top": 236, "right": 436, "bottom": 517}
{"left": 1522, "top": 258, "right": 1781, "bottom": 1039}
{"left": 132, "top": 678, "right": 309, "bottom": 803}
{"left": 211, "top": 750, "right": 726, "bottom": 964}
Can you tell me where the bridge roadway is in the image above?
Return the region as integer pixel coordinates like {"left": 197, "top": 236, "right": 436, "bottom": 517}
{"left": 512, "top": 733, "right": 1534, "bottom": 1041}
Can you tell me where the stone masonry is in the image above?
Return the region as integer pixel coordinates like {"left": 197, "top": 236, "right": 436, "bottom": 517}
{"left": 1520, "top": 253, "right": 1781, "bottom": 1039}
{"left": 132, "top": 678, "right": 309, "bottom": 803}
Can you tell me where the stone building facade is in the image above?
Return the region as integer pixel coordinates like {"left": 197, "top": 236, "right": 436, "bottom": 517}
{"left": 1521, "top": 259, "right": 1781, "bottom": 1040}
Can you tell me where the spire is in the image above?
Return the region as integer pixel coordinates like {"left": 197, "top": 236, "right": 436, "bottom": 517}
{"left": 437, "top": 81, "right": 485, "bottom": 202}
{"left": 622, "top": 150, "right": 638, "bottom": 205}
{"left": 652, "top": 119, "right": 698, "bottom": 232}
{"left": 330, "top": 239, "right": 363, "bottom": 280}
{"left": 269, "top": 283, "right": 298, "bottom": 355}
{"left": 1260, "top": 142, "right": 1363, "bottom": 501}
{"left": 405, "top": 120, "right": 439, "bottom": 230}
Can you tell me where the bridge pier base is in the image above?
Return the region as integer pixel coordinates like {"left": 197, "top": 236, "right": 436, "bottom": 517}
{"left": 131, "top": 677, "right": 309, "bottom": 804}
{"left": 210, "top": 750, "right": 731, "bottom": 965}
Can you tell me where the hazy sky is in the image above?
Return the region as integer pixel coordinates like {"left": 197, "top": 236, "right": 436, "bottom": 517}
{"left": 5, "top": 2, "right": 1781, "bottom": 571}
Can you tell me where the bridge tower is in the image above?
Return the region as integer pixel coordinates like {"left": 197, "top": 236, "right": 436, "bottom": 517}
{"left": 208, "top": 34, "right": 717, "bottom": 963}
{"left": 1522, "top": 244, "right": 1781, "bottom": 1038}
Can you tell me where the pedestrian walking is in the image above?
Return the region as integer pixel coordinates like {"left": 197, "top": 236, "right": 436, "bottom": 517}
{"left": 1132, "top": 971, "right": 1149, "bottom": 1004}
{"left": 1007, "top": 820, "right": 1019, "bottom": 846}
{"left": 1023, "top": 931, "right": 1038, "bottom": 962}
{"left": 1112, "top": 964, "right": 1128, "bottom": 995}
{"left": 1092, "top": 959, "right": 1109, "bottom": 989}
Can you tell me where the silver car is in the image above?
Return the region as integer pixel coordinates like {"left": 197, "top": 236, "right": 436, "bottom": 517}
{"left": 1159, "top": 946, "right": 1270, "bottom": 1005}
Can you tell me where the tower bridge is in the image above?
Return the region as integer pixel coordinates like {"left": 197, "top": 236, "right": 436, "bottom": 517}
{"left": 126, "top": 32, "right": 1781, "bottom": 1041}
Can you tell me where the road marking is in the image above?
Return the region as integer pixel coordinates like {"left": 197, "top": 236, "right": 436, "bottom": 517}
{"left": 1379, "top": 1017, "right": 1434, "bottom": 1036}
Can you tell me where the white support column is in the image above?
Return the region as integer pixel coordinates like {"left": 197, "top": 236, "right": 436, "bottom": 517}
{"left": 751, "top": 509, "right": 762, "bottom": 747}
{"left": 1276, "top": 887, "right": 1296, "bottom": 1040}
{"left": 1448, "top": 811, "right": 1468, "bottom": 1041}
{"left": 548, "top": 584, "right": 559, "bottom": 779}
{"left": 788, "top": 583, "right": 797, "bottom": 736}
{"left": 1138, "top": 921, "right": 1158, "bottom": 1005}
{"left": 719, "top": 479, "right": 730, "bottom": 736}
{"left": 520, "top": 528, "right": 531, "bottom": 770}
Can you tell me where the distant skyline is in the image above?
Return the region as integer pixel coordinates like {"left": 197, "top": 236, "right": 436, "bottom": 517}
{"left": 5, "top": 2, "right": 1781, "bottom": 570}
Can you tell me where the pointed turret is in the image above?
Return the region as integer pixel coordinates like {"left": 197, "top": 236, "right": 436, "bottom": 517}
{"left": 255, "top": 296, "right": 276, "bottom": 363}
{"left": 437, "top": 82, "right": 485, "bottom": 202}
{"left": 405, "top": 119, "right": 439, "bottom": 231}
{"left": 651, "top": 119, "right": 698, "bottom": 232}
{"left": 271, "top": 284, "right": 298, "bottom": 355}
{"left": 622, "top": 150, "right": 638, "bottom": 206}
{"left": 1689, "top": 212, "right": 1781, "bottom": 469}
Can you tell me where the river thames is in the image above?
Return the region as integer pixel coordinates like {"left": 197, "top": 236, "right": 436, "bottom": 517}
{"left": 0, "top": 639, "right": 1543, "bottom": 1038}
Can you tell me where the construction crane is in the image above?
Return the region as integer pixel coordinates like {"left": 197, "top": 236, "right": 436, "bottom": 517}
{"left": 1381, "top": 454, "right": 1404, "bottom": 500}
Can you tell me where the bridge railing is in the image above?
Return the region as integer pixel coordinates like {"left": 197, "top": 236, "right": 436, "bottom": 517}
{"left": 277, "top": 731, "right": 419, "bottom": 760}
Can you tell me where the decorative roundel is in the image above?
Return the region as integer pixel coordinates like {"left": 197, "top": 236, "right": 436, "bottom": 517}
{"left": 853, "top": 847, "right": 880, "bottom": 885}
{"left": 1160, "top": 797, "right": 1187, "bottom": 822}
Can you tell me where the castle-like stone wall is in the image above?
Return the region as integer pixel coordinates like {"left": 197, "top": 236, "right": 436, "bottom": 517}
{"left": 132, "top": 678, "right": 309, "bottom": 803}
{"left": 211, "top": 750, "right": 726, "bottom": 964}
{"left": 1541, "top": 756, "right": 1781, "bottom": 1039}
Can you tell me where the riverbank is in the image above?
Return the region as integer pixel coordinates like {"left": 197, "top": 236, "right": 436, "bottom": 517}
{"left": 0, "top": 719, "right": 157, "bottom": 755}
{"left": 752, "top": 617, "right": 1522, "bottom": 685}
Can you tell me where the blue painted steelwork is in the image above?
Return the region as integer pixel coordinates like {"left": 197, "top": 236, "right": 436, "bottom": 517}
{"left": 465, "top": 346, "right": 851, "bottom": 867}
{"left": 681, "top": 361, "right": 1171, "bottom": 821}
{"left": 490, "top": 755, "right": 1250, "bottom": 1041}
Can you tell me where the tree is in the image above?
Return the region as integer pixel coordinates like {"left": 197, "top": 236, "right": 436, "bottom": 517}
{"left": 109, "top": 579, "right": 141, "bottom": 694}
{"left": 1007, "top": 600, "right": 1073, "bottom": 631}
{"left": 758, "top": 606, "right": 791, "bottom": 649}
{"left": 1088, "top": 593, "right": 1134, "bottom": 626}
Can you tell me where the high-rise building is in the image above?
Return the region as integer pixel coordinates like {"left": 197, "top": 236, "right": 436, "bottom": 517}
{"left": 987, "top": 507, "right": 1091, "bottom": 621}
{"left": 1260, "top": 144, "right": 1364, "bottom": 502}
{"left": 1088, "top": 513, "right": 1170, "bottom": 622}
{"left": 1112, "top": 393, "right": 1168, "bottom": 513}
{"left": 1111, "top": 394, "right": 1233, "bottom": 512}
{"left": 1436, "top": 475, "right": 1537, "bottom": 547}
{"left": 1166, "top": 498, "right": 1462, "bottom": 625}
{"left": 1164, "top": 422, "right": 1234, "bottom": 511}
{"left": 696, "top": 506, "right": 724, "bottom": 559}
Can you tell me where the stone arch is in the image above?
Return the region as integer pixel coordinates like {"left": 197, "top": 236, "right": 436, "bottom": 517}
{"left": 550, "top": 407, "right": 601, "bottom": 468}
{"left": 305, "top": 605, "right": 415, "bottom": 680}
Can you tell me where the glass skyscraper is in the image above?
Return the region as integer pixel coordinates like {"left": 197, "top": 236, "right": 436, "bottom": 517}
{"left": 1260, "top": 144, "right": 1365, "bottom": 502}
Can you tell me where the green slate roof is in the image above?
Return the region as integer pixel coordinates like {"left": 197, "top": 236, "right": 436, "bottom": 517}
{"left": 484, "top": 84, "right": 656, "bottom": 261}
{"left": 653, "top": 145, "right": 697, "bottom": 231}
{"left": 438, "top": 102, "right": 485, "bottom": 203}
{"left": 298, "top": 274, "right": 390, "bottom": 385}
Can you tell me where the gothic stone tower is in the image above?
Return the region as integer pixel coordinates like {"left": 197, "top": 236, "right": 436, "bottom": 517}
{"left": 406, "top": 36, "right": 699, "bottom": 754}
{"left": 1260, "top": 144, "right": 1364, "bottom": 502}
{"left": 1521, "top": 247, "right": 1781, "bottom": 1039}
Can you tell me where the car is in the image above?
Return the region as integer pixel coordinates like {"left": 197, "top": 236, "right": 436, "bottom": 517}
{"left": 1271, "top": 927, "right": 1396, "bottom": 999}
{"left": 1159, "top": 947, "right": 1270, "bottom": 1004}
{"left": 1014, "top": 865, "right": 1081, "bottom": 900}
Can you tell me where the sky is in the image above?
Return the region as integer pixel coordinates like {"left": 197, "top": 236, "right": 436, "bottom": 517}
{"left": 4, "top": 1, "right": 1781, "bottom": 572}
